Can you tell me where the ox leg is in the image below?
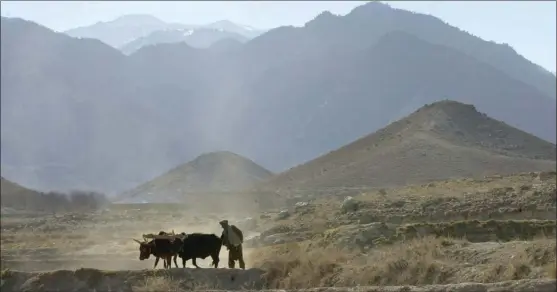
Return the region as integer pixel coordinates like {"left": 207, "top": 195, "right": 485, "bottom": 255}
{"left": 166, "top": 256, "right": 172, "bottom": 269}
{"left": 154, "top": 257, "right": 160, "bottom": 269}
{"left": 173, "top": 255, "right": 179, "bottom": 268}
{"left": 211, "top": 253, "right": 219, "bottom": 268}
{"left": 192, "top": 258, "right": 201, "bottom": 268}
{"left": 182, "top": 257, "right": 187, "bottom": 268}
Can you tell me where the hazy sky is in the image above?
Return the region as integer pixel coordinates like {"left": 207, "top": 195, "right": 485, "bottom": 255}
{"left": 1, "top": 1, "right": 555, "bottom": 72}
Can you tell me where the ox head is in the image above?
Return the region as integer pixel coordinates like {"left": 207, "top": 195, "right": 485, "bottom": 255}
{"left": 133, "top": 237, "right": 153, "bottom": 260}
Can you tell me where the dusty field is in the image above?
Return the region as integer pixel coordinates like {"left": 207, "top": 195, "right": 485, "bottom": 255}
{"left": 1, "top": 171, "right": 556, "bottom": 291}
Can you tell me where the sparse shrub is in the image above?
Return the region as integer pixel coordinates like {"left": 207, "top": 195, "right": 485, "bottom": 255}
{"left": 387, "top": 200, "right": 406, "bottom": 208}
{"left": 519, "top": 184, "right": 532, "bottom": 191}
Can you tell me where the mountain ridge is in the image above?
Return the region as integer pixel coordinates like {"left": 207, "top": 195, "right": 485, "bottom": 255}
{"left": 255, "top": 100, "right": 556, "bottom": 192}
{"left": 245, "top": 2, "right": 555, "bottom": 99}
{"left": 119, "top": 27, "right": 249, "bottom": 55}
{"left": 64, "top": 15, "right": 265, "bottom": 51}
{"left": 118, "top": 151, "right": 273, "bottom": 204}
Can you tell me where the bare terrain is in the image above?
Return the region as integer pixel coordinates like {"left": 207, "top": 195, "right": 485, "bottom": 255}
{"left": 1, "top": 171, "right": 556, "bottom": 291}
{"left": 257, "top": 100, "right": 556, "bottom": 193}
{"left": 118, "top": 151, "right": 273, "bottom": 205}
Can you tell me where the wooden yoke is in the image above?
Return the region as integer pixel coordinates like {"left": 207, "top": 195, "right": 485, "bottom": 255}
{"left": 143, "top": 230, "right": 187, "bottom": 242}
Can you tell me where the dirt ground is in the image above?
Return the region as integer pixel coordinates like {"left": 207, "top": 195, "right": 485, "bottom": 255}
{"left": 1, "top": 171, "right": 555, "bottom": 291}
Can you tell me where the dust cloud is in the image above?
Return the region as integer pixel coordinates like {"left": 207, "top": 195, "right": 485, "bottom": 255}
{"left": 0, "top": 201, "right": 259, "bottom": 273}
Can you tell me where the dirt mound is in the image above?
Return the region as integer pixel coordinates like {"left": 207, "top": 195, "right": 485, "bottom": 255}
{"left": 257, "top": 100, "right": 556, "bottom": 192}
{"left": 118, "top": 151, "right": 273, "bottom": 205}
{"left": 1, "top": 267, "right": 266, "bottom": 292}
{"left": 0, "top": 177, "right": 41, "bottom": 200}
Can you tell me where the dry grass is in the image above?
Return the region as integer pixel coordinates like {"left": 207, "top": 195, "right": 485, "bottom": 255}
{"left": 249, "top": 236, "right": 556, "bottom": 289}
{"left": 133, "top": 275, "right": 184, "bottom": 292}
{"left": 544, "top": 261, "right": 556, "bottom": 279}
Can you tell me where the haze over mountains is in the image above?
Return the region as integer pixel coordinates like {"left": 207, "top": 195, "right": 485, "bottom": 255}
{"left": 64, "top": 14, "right": 264, "bottom": 53}
{"left": 1, "top": 2, "right": 555, "bottom": 194}
{"left": 118, "top": 151, "right": 273, "bottom": 203}
{"left": 117, "top": 101, "right": 556, "bottom": 204}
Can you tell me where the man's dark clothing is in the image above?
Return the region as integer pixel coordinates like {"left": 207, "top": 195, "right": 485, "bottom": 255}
{"left": 220, "top": 224, "right": 245, "bottom": 269}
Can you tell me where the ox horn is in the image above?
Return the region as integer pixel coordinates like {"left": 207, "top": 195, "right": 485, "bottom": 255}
{"left": 133, "top": 239, "right": 142, "bottom": 244}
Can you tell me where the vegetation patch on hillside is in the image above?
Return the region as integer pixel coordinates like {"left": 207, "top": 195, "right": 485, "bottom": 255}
{"left": 250, "top": 236, "right": 556, "bottom": 289}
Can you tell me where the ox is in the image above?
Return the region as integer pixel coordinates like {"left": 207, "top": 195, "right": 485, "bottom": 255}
{"left": 177, "top": 233, "right": 223, "bottom": 268}
{"left": 133, "top": 230, "right": 184, "bottom": 269}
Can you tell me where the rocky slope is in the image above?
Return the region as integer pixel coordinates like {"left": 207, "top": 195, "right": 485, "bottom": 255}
{"left": 257, "top": 100, "right": 556, "bottom": 191}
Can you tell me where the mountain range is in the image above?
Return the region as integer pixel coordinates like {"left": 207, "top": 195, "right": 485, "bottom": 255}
{"left": 119, "top": 27, "right": 248, "bottom": 55}
{"left": 64, "top": 15, "right": 265, "bottom": 53}
{"left": 1, "top": 2, "right": 555, "bottom": 194}
{"left": 118, "top": 100, "right": 556, "bottom": 205}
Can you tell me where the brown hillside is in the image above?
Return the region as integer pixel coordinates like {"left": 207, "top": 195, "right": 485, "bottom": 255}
{"left": 1, "top": 177, "right": 108, "bottom": 212}
{"left": 119, "top": 151, "right": 273, "bottom": 203}
{"left": 258, "top": 100, "right": 556, "bottom": 191}
{"left": 1, "top": 176, "right": 41, "bottom": 199}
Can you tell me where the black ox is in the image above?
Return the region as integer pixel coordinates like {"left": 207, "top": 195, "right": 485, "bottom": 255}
{"left": 177, "top": 233, "right": 222, "bottom": 268}
{"left": 134, "top": 231, "right": 223, "bottom": 269}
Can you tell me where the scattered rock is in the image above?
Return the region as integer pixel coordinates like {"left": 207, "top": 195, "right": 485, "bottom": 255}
{"left": 321, "top": 222, "right": 394, "bottom": 250}
{"left": 340, "top": 196, "right": 359, "bottom": 213}
{"left": 294, "top": 201, "right": 309, "bottom": 212}
{"left": 276, "top": 210, "right": 290, "bottom": 220}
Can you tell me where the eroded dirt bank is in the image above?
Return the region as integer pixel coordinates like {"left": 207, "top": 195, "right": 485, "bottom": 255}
{"left": 0, "top": 268, "right": 555, "bottom": 292}
{"left": 0, "top": 267, "right": 265, "bottom": 291}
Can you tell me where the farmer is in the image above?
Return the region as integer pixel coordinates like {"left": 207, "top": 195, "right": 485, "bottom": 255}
{"left": 219, "top": 219, "right": 245, "bottom": 269}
